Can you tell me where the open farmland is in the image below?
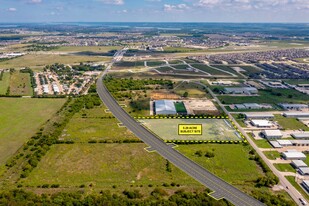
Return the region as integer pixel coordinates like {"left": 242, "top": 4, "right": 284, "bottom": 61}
{"left": 0, "top": 72, "right": 10, "bottom": 94}
{"left": 0, "top": 98, "right": 66, "bottom": 167}
{"left": 21, "top": 143, "right": 203, "bottom": 194}
{"left": 141, "top": 119, "right": 242, "bottom": 141}
{"left": 52, "top": 46, "right": 121, "bottom": 52}
{"left": 0, "top": 54, "right": 108, "bottom": 70}
{"left": 62, "top": 106, "right": 139, "bottom": 143}
{"left": 9, "top": 71, "right": 32, "bottom": 96}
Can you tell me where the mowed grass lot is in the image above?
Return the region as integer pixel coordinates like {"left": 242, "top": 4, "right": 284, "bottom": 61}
{"left": 9, "top": 72, "right": 32, "bottom": 96}
{"left": 177, "top": 144, "right": 263, "bottom": 190}
{"left": 0, "top": 54, "right": 107, "bottom": 69}
{"left": 274, "top": 114, "right": 309, "bottom": 131}
{"left": 62, "top": 106, "right": 138, "bottom": 142}
{"left": 264, "top": 151, "right": 281, "bottom": 160}
{"left": 0, "top": 72, "right": 10, "bottom": 94}
{"left": 21, "top": 144, "right": 203, "bottom": 193}
{"left": 0, "top": 98, "right": 66, "bottom": 166}
{"left": 141, "top": 119, "right": 241, "bottom": 141}
{"left": 274, "top": 164, "right": 295, "bottom": 172}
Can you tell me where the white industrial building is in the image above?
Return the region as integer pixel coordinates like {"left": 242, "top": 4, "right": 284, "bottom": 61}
{"left": 244, "top": 113, "right": 274, "bottom": 119}
{"left": 282, "top": 150, "right": 306, "bottom": 160}
{"left": 283, "top": 112, "right": 309, "bottom": 118}
{"left": 299, "top": 167, "right": 309, "bottom": 176}
{"left": 291, "top": 132, "right": 309, "bottom": 139}
{"left": 291, "top": 160, "right": 307, "bottom": 169}
{"left": 278, "top": 103, "right": 308, "bottom": 111}
{"left": 224, "top": 87, "right": 258, "bottom": 95}
{"left": 154, "top": 100, "right": 177, "bottom": 115}
{"left": 277, "top": 140, "right": 293, "bottom": 147}
{"left": 250, "top": 119, "right": 273, "bottom": 128}
{"left": 290, "top": 140, "right": 309, "bottom": 147}
{"left": 262, "top": 130, "right": 283, "bottom": 139}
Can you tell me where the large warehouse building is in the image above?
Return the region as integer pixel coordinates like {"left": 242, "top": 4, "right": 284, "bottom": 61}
{"left": 154, "top": 100, "right": 177, "bottom": 115}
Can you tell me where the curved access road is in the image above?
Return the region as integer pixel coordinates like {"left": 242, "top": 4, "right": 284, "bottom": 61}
{"left": 96, "top": 58, "right": 264, "bottom": 206}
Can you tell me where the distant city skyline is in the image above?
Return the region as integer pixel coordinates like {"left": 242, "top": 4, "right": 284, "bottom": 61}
{"left": 0, "top": 0, "right": 308, "bottom": 23}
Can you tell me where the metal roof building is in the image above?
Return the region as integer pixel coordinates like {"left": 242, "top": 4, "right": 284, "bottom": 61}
{"left": 299, "top": 167, "right": 309, "bottom": 176}
{"left": 282, "top": 150, "right": 306, "bottom": 160}
{"left": 250, "top": 119, "right": 273, "bottom": 127}
{"left": 262, "top": 130, "right": 283, "bottom": 139}
{"left": 291, "top": 160, "right": 307, "bottom": 169}
{"left": 283, "top": 112, "right": 309, "bottom": 118}
{"left": 278, "top": 103, "right": 308, "bottom": 111}
{"left": 224, "top": 87, "right": 258, "bottom": 95}
{"left": 154, "top": 100, "right": 177, "bottom": 115}
{"left": 291, "top": 132, "right": 309, "bottom": 139}
{"left": 244, "top": 113, "right": 274, "bottom": 119}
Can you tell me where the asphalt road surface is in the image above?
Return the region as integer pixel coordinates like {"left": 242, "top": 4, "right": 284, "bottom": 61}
{"left": 96, "top": 57, "right": 264, "bottom": 206}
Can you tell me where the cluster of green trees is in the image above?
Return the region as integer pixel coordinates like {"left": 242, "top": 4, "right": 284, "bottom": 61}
{"left": 249, "top": 150, "right": 279, "bottom": 187}
{"left": 0, "top": 189, "right": 232, "bottom": 206}
{"left": 195, "top": 150, "right": 215, "bottom": 158}
{"left": 72, "top": 63, "right": 104, "bottom": 72}
{"left": 20, "top": 67, "right": 37, "bottom": 90}
{"left": 104, "top": 76, "right": 173, "bottom": 92}
{"left": 0, "top": 70, "right": 3, "bottom": 80}
{"left": 26, "top": 44, "right": 59, "bottom": 52}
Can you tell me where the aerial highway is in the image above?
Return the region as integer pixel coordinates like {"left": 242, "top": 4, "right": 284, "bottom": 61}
{"left": 96, "top": 50, "right": 264, "bottom": 206}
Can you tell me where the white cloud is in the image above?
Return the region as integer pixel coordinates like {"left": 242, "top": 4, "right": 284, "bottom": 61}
{"left": 194, "top": 0, "right": 309, "bottom": 10}
{"left": 98, "top": 0, "right": 124, "bottom": 5}
{"left": 164, "top": 4, "right": 190, "bottom": 12}
{"left": 28, "top": 0, "right": 42, "bottom": 4}
{"left": 7, "top": 8, "right": 17, "bottom": 12}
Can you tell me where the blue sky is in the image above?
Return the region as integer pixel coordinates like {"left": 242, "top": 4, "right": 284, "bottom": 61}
{"left": 0, "top": 0, "right": 308, "bottom": 23}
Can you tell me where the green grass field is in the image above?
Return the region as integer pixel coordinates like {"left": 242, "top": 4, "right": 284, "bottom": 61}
{"left": 219, "top": 89, "right": 309, "bottom": 104}
{"left": 62, "top": 106, "right": 138, "bottom": 143}
{"left": 21, "top": 143, "right": 203, "bottom": 194}
{"left": 171, "top": 64, "right": 190, "bottom": 70}
{"left": 174, "top": 82, "right": 208, "bottom": 98}
{"left": 191, "top": 64, "right": 232, "bottom": 75}
{"left": 141, "top": 119, "right": 241, "bottom": 141}
{"left": 146, "top": 61, "right": 166, "bottom": 67}
{"left": 274, "top": 114, "right": 309, "bottom": 131}
{"left": 211, "top": 65, "right": 239, "bottom": 76}
{"left": 252, "top": 139, "right": 272, "bottom": 149}
{"left": 263, "top": 151, "right": 281, "bottom": 160}
{"left": 177, "top": 144, "right": 263, "bottom": 189}
{"left": 9, "top": 72, "right": 33, "bottom": 96}
{"left": 0, "top": 98, "right": 66, "bottom": 166}
{"left": 283, "top": 79, "right": 309, "bottom": 85}
{"left": 0, "top": 72, "right": 10, "bottom": 94}
{"left": 0, "top": 54, "right": 108, "bottom": 69}
{"left": 238, "top": 66, "right": 262, "bottom": 75}
{"left": 274, "top": 164, "right": 295, "bottom": 172}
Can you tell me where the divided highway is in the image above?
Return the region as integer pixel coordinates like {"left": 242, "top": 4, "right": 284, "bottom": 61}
{"left": 96, "top": 55, "right": 264, "bottom": 206}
